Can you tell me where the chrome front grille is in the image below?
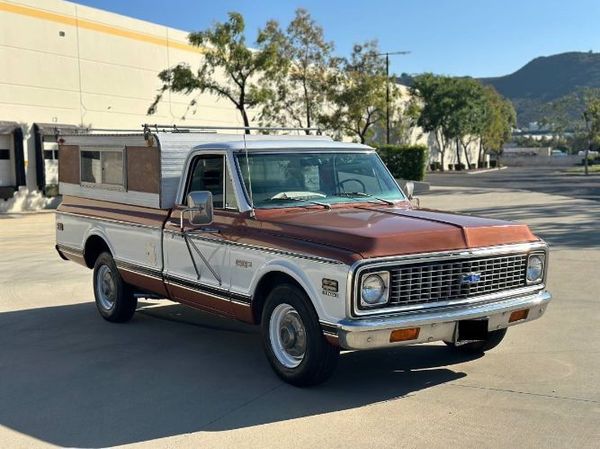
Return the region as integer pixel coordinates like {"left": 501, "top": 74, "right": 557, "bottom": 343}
{"left": 367, "top": 253, "right": 528, "bottom": 308}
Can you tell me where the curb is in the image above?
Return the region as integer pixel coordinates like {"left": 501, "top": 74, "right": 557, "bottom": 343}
{"left": 466, "top": 166, "right": 508, "bottom": 175}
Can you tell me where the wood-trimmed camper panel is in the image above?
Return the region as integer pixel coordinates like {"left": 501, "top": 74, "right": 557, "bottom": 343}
{"left": 126, "top": 146, "right": 160, "bottom": 194}
{"left": 58, "top": 145, "right": 80, "bottom": 185}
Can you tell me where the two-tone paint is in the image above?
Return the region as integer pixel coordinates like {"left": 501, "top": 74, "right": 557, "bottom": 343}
{"left": 55, "top": 137, "right": 551, "bottom": 349}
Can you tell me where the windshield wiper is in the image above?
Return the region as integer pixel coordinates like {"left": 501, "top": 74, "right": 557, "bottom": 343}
{"left": 265, "top": 197, "right": 331, "bottom": 209}
{"left": 332, "top": 192, "right": 394, "bottom": 206}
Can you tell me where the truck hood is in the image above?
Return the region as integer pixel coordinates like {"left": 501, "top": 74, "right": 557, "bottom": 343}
{"left": 256, "top": 204, "right": 538, "bottom": 260}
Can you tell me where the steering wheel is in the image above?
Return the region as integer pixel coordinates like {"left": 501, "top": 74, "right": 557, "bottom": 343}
{"left": 337, "top": 178, "right": 367, "bottom": 193}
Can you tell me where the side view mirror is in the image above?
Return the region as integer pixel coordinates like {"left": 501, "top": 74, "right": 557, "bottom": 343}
{"left": 180, "top": 191, "right": 213, "bottom": 230}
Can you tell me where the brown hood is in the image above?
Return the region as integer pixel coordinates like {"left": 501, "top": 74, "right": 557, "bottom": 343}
{"left": 255, "top": 204, "right": 538, "bottom": 261}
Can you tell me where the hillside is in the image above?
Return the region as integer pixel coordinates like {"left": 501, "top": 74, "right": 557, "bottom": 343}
{"left": 480, "top": 52, "right": 600, "bottom": 127}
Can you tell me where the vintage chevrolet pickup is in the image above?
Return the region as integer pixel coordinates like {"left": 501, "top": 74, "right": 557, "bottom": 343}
{"left": 55, "top": 126, "right": 551, "bottom": 386}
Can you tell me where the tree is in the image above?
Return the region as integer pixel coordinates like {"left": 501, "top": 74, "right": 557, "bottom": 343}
{"left": 410, "top": 74, "right": 456, "bottom": 170}
{"left": 582, "top": 93, "right": 600, "bottom": 175}
{"left": 256, "top": 9, "right": 334, "bottom": 132}
{"left": 148, "top": 12, "right": 278, "bottom": 132}
{"left": 544, "top": 88, "right": 600, "bottom": 174}
{"left": 322, "top": 41, "right": 390, "bottom": 144}
{"left": 370, "top": 91, "right": 423, "bottom": 145}
{"left": 479, "top": 86, "right": 516, "bottom": 166}
{"left": 445, "top": 77, "right": 487, "bottom": 168}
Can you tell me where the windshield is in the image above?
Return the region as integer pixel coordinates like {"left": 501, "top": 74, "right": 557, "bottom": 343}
{"left": 236, "top": 151, "right": 405, "bottom": 209}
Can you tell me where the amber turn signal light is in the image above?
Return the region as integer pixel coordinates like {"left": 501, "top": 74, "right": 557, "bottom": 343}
{"left": 509, "top": 309, "right": 529, "bottom": 323}
{"left": 389, "top": 327, "right": 420, "bottom": 343}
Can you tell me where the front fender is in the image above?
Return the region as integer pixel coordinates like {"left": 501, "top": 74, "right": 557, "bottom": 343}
{"left": 249, "top": 257, "right": 350, "bottom": 324}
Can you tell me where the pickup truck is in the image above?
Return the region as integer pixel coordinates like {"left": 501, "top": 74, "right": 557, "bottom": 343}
{"left": 55, "top": 126, "right": 551, "bottom": 386}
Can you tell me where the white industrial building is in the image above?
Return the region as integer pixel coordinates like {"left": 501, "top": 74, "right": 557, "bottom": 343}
{"left": 0, "top": 0, "right": 479, "bottom": 210}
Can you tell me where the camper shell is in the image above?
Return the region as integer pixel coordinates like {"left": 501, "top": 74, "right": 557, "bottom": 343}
{"left": 57, "top": 128, "right": 338, "bottom": 210}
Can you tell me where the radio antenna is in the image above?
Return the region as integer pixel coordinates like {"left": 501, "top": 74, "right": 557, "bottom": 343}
{"left": 243, "top": 133, "right": 255, "bottom": 218}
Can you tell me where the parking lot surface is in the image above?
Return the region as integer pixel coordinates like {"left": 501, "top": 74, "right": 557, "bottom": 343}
{"left": 1, "top": 185, "right": 599, "bottom": 449}
{"left": 426, "top": 166, "right": 600, "bottom": 202}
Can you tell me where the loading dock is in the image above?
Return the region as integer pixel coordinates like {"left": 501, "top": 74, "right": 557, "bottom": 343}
{"left": 0, "top": 121, "right": 26, "bottom": 200}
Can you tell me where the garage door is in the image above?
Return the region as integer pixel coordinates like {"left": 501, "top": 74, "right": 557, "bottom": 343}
{"left": 0, "top": 134, "right": 13, "bottom": 187}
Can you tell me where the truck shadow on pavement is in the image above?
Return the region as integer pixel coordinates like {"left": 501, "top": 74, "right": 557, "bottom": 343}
{"left": 0, "top": 301, "right": 472, "bottom": 448}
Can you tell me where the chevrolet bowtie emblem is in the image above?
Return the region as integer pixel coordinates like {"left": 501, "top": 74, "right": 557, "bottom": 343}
{"left": 461, "top": 273, "right": 481, "bottom": 284}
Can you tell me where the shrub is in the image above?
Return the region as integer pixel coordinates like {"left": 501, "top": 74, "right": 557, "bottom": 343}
{"left": 429, "top": 161, "right": 442, "bottom": 171}
{"left": 376, "top": 145, "right": 429, "bottom": 181}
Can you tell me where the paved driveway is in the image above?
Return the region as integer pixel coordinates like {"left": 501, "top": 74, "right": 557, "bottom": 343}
{"left": 0, "top": 186, "right": 599, "bottom": 449}
{"left": 426, "top": 166, "right": 600, "bottom": 201}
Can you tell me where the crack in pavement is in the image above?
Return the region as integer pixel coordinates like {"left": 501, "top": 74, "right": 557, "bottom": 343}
{"left": 449, "top": 383, "right": 599, "bottom": 404}
{"left": 197, "top": 383, "right": 286, "bottom": 431}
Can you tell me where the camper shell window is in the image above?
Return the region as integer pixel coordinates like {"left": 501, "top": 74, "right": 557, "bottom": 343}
{"left": 80, "top": 147, "right": 125, "bottom": 190}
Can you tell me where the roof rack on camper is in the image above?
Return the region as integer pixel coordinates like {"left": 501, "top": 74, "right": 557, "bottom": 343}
{"left": 52, "top": 124, "right": 323, "bottom": 138}
{"left": 141, "top": 123, "right": 322, "bottom": 136}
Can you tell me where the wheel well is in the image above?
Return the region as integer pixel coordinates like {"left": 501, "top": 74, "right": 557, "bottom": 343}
{"left": 84, "top": 235, "right": 111, "bottom": 268}
{"left": 252, "top": 271, "right": 305, "bottom": 324}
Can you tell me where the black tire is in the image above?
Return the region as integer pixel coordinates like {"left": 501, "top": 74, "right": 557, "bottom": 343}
{"left": 93, "top": 252, "right": 137, "bottom": 323}
{"left": 444, "top": 328, "right": 507, "bottom": 353}
{"left": 261, "top": 283, "right": 339, "bottom": 387}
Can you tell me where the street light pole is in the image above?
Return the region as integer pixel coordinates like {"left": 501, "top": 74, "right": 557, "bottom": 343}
{"left": 386, "top": 53, "right": 390, "bottom": 145}
{"left": 376, "top": 51, "right": 411, "bottom": 144}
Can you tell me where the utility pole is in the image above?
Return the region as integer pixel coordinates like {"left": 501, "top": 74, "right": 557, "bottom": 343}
{"left": 376, "top": 50, "right": 411, "bottom": 144}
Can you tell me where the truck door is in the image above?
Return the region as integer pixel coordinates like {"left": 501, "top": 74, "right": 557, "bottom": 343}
{"left": 163, "top": 153, "right": 239, "bottom": 316}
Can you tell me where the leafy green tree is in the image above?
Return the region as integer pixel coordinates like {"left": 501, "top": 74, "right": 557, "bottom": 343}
{"left": 543, "top": 88, "right": 600, "bottom": 173}
{"left": 582, "top": 93, "right": 600, "bottom": 175}
{"left": 322, "top": 41, "right": 392, "bottom": 144}
{"left": 148, "top": 12, "right": 278, "bottom": 132}
{"left": 479, "top": 86, "right": 516, "bottom": 166}
{"left": 446, "top": 77, "right": 487, "bottom": 168}
{"left": 410, "top": 74, "right": 456, "bottom": 170}
{"left": 413, "top": 75, "right": 503, "bottom": 169}
{"left": 256, "top": 9, "right": 334, "bottom": 132}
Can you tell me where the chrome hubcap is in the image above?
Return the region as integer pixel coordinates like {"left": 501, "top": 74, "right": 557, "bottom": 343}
{"left": 96, "top": 265, "right": 116, "bottom": 311}
{"left": 269, "top": 304, "right": 306, "bottom": 368}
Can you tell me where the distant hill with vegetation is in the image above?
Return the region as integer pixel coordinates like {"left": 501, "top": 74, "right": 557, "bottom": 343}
{"left": 397, "top": 52, "right": 600, "bottom": 128}
{"left": 480, "top": 52, "right": 600, "bottom": 127}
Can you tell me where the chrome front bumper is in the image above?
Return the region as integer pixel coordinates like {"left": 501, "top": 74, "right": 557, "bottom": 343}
{"left": 336, "top": 290, "right": 552, "bottom": 350}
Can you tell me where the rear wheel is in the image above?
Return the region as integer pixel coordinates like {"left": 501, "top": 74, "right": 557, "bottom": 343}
{"left": 93, "top": 252, "right": 137, "bottom": 323}
{"left": 444, "top": 328, "right": 507, "bottom": 353}
{"left": 261, "top": 284, "right": 339, "bottom": 387}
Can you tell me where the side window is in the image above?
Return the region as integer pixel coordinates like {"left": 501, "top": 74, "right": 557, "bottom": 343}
{"left": 80, "top": 147, "right": 125, "bottom": 188}
{"left": 187, "top": 155, "right": 238, "bottom": 210}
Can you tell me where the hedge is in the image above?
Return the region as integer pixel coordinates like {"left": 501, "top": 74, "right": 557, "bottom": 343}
{"left": 376, "top": 144, "right": 429, "bottom": 181}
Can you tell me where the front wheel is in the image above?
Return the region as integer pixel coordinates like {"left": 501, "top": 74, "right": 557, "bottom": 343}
{"left": 261, "top": 284, "right": 339, "bottom": 387}
{"left": 444, "top": 328, "right": 507, "bottom": 353}
{"left": 93, "top": 252, "right": 137, "bottom": 323}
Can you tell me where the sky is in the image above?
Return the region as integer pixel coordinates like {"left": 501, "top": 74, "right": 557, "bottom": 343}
{"left": 74, "top": 0, "right": 600, "bottom": 78}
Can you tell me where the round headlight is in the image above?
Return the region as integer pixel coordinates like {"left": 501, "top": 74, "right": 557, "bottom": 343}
{"left": 361, "top": 274, "right": 386, "bottom": 305}
{"left": 527, "top": 255, "right": 544, "bottom": 283}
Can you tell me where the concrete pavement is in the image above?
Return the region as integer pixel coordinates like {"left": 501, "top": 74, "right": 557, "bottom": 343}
{"left": 426, "top": 166, "right": 600, "bottom": 202}
{"left": 0, "top": 187, "right": 599, "bottom": 449}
